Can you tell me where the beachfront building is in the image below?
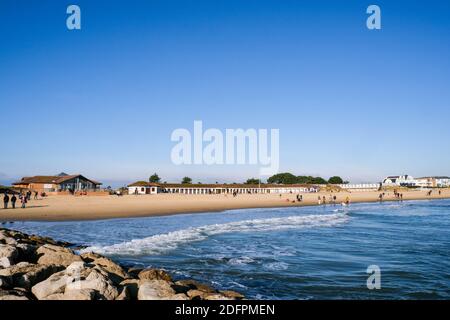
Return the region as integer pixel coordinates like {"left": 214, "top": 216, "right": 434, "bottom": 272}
{"left": 13, "top": 173, "right": 102, "bottom": 194}
{"left": 382, "top": 175, "right": 416, "bottom": 187}
{"left": 127, "top": 182, "right": 319, "bottom": 195}
{"left": 414, "top": 177, "right": 435, "bottom": 188}
{"left": 435, "top": 177, "right": 450, "bottom": 187}
{"left": 415, "top": 176, "right": 450, "bottom": 188}
{"left": 127, "top": 181, "right": 162, "bottom": 195}
{"left": 382, "top": 175, "right": 450, "bottom": 188}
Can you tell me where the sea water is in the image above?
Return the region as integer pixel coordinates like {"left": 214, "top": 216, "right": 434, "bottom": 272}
{"left": 5, "top": 199, "right": 450, "bottom": 299}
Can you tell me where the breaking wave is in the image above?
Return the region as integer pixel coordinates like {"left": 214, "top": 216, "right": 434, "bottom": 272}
{"left": 81, "top": 213, "right": 349, "bottom": 256}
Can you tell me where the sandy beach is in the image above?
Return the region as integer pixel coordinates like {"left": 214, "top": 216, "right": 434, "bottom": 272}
{"left": 1, "top": 189, "right": 449, "bottom": 221}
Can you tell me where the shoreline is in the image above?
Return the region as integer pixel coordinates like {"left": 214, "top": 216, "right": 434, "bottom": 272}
{"left": 1, "top": 190, "right": 449, "bottom": 222}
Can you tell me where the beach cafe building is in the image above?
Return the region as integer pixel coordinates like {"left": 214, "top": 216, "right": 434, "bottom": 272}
{"left": 128, "top": 182, "right": 319, "bottom": 195}
{"left": 13, "top": 174, "right": 102, "bottom": 194}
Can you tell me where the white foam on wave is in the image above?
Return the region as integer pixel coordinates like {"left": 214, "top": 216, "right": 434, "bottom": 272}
{"left": 81, "top": 212, "right": 349, "bottom": 256}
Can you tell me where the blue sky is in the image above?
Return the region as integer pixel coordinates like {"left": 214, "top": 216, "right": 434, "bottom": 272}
{"left": 1, "top": 0, "right": 449, "bottom": 187}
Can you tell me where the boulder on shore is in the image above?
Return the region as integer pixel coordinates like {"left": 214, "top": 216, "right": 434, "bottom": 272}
{"left": 37, "top": 244, "right": 82, "bottom": 267}
{"left": 138, "top": 280, "right": 176, "bottom": 300}
{"left": 0, "top": 262, "right": 64, "bottom": 290}
{"left": 138, "top": 268, "right": 172, "bottom": 282}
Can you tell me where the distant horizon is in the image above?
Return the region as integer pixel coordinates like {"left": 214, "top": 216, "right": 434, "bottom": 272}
{"left": 1, "top": 1, "right": 450, "bottom": 186}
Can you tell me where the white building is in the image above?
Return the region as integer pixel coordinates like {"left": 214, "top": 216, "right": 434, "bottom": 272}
{"left": 382, "top": 175, "right": 450, "bottom": 188}
{"left": 414, "top": 177, "right": 435, "bottom": 188}
{"left": 382, "top": 175, "right": 416, "bottom": 187}
{"left": 128, "top": 181, "right": 162, "bottom": 195}
{"left": 435, "top": 176, "right": 450, "bottom": 187}
{"left": 415, "top": 176, "right": 450, "bottom": 188}
{"left": 128, "top": 182, "right": 319, "bottom": 195}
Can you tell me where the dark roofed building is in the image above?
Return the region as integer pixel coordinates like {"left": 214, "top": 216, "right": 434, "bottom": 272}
{"left": 13, "top": 174, "right": 102, "bottom": 193}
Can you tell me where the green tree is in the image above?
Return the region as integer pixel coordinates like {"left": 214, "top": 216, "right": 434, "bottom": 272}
{"left": 267, "top": 173, "right": 298, "bottom": 184}
{"left": 149, "top": 173, "right": 161, "bottom": 183}
{"left": 328, "top": 176, "right": 344, "bottom": 184}
{"left": 245, "top": 178, "right": 261, "bottom": 184}
{"left": 182, "top": 177, "right": 192, "bottom": 184}
{"left": 309, "top": 177, "right": 328, "bottom": 184}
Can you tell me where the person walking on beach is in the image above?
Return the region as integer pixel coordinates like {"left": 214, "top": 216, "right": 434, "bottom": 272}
{"left": 322, "top": 196, "right": 326, "bottom": 205}
{"left": 11, "top": 194, "right": 17, "bottom": 209}
{"left": 34, "top": 191, "right": 38, "bottom": 200}
{"left": 3, "top": 193, "right": 9, "bottom": 209}
{"left": 318, "top": 196, "right": 322, "bottom": 205}
{"left": 20, "top": 194, "right": 27, "bottom": 208}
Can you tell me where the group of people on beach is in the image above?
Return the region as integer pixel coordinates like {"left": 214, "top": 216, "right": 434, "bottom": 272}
{"left": 317, "top": 194, "right": 349, "bottom": 206}
{"left": 3, "top": 192, "right": 27, "bottom": 209}
{"left": 2, "top": 190, "right": 40, "bottom": 209}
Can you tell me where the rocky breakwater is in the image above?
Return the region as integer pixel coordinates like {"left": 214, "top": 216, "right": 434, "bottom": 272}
{"left": 0, "top": 228, "right": 244, "bottom": 300}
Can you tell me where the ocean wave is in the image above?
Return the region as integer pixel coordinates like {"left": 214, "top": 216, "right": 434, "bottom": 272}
{"left": 263, "top": 262, "right": 289, "bottom": 271}
{"left": 81, "top": 213, "right": 349, "bottom": 256}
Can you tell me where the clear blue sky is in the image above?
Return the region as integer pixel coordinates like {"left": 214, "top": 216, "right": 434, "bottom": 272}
{"left": 1, "top": 0, "right": 449, "bottom": 187}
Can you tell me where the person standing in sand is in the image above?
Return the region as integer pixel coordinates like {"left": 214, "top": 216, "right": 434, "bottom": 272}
{"left": 3, "top": 193, "right": 9, "bottom": 209}
{"left": 318, "top": 196, "right": 321, "bottom": 205}
{"left": 20, "top": 194, "right": 27, "bottom": 209}
{"left": 11, "top": 194, "right": 17, "bottom": 209}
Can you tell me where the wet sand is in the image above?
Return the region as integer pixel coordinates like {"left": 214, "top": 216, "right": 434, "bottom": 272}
{"left": 1, "top": 189, "right": 449, "bottom": 222}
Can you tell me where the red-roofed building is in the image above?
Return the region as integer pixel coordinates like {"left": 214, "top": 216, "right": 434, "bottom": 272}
{"left": 13, "top": 173, "right": 102, "bottom": 193}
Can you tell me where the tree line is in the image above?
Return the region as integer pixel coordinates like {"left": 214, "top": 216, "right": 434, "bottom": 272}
{"left": 149, "top": 173, "right": 346, "bottom": 185}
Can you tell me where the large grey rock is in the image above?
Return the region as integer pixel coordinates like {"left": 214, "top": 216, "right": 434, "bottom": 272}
{"left": 37, "top": 244, "right": 82, "bottom": 267}
{"left": 44, "top": 289, "right": 95, "bottom": 300}
{"left": 138, "top": 268, "right": 172, "bottom": 282}
{"left": 187, "top": 289, "right": 208, "bottom": 299}
{"left": 66, "top": 261, "right": 86, "bottom": 276}
{"left": 63, "top": 288, "right": 95, "bottom": 300}
{"left": 0, "top": 231, "right": 17, "bottom": 245}
{"left": 0, "top": 263, "right": 64, "bottom": 289}
{"left": 0, "top": 245, "right": 18, "bottom": 267}
{"left": 65, "top": 269, "right": 118, "bottom": 300}
{"left": 175, "top": 279, "right": 216, "bottom": 293}
{"left": 31, "top": 270, "right": 69, "bottom": 300}
{"left": 81, "top": 252, "right": 129, "bottom": 285}
{"left": 137, "top": 280, "right": 176, "bottom": 300}
{"left": 0, "top": 257, "right": 12, "bottom": 268}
